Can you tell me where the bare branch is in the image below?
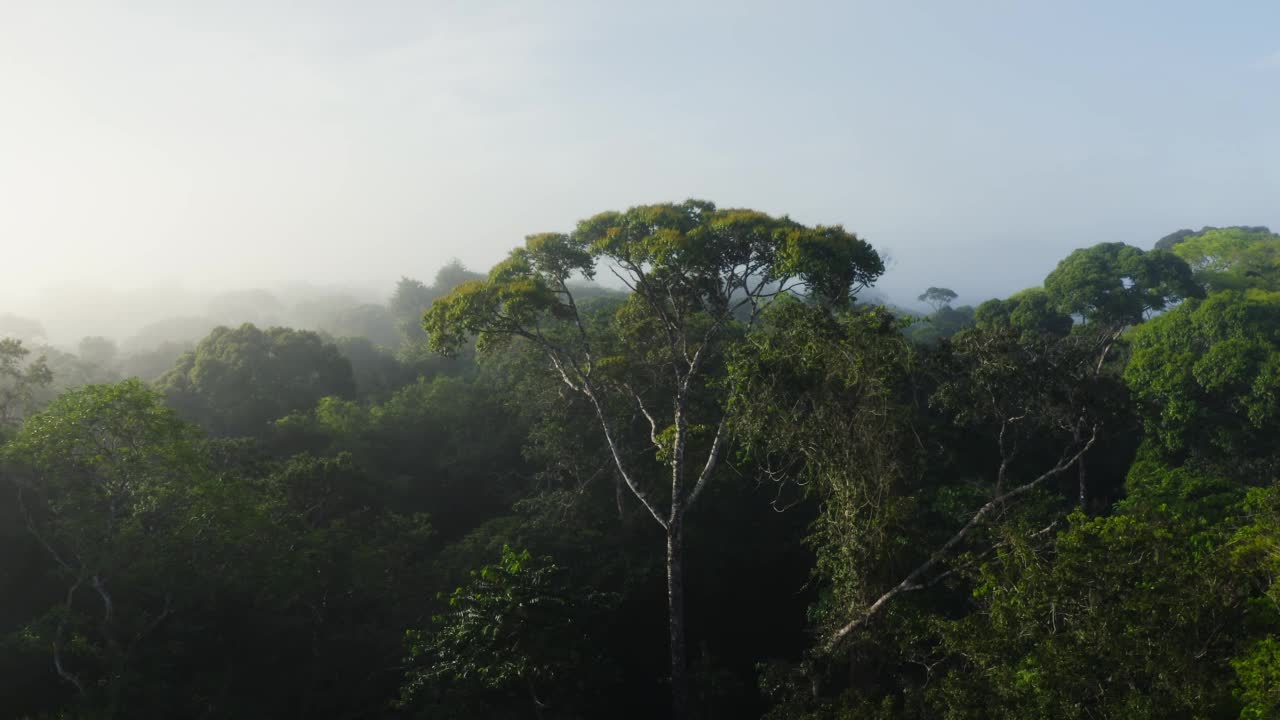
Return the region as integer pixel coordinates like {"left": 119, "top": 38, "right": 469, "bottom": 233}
{"left": 686, "top": 420, "right": 727, "bottom": 508}
{"left": 53, "top": 577, "right": 86, "bottom": 695}
{"left": 582, "top": 386, "right": 669, "bottom": 530}
{"left": 543, "top": 350, "right": 584, "bottom": 394}
{"left": 627, "top": 385, "right": 662, "bottom": 449}
{"left": 824, "top": 424, "right": 1098, "bottom": 652}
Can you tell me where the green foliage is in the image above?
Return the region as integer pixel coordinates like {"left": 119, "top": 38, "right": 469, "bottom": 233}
{"left": 274, "top": 375, "right": 529, "bottom": 538}
{"left": 402, "top": 546, "right": 613, "bottom": 718}
{"left": 904, "top": 304, "right": 974, "bottom": 345}
{"left": 390, "top": 262, "right": 486, "bottom": 355}
{"left": 425, "top": 200, "right": 885, "bottom": 358}
{"left": 1125, "top": 289, "right": 1280, "bottom": 464}
{"left": 727, "top": 301, "right": 913, "bottom": 633}
{"left": 927, "top": 458, "right": 1280, "bottom": 720}
{"left": 1044, "top": 242, "right": 1201, "bottom": 326}
{"left": 2, "top": 380, "right": 441, "bottom": 718}
{"left": 1166, "top": 226, "right": 1280, "bottom": 292}
{"left": 974, "top": 287, "right": 1073, "bottom": 338}
{"left": 0, "top": 338, "right": 53, "bottom": 428}
{"left": 2, "top": 381, "right": 208, "bottom": 715}
{"left": 1155, "top": 225, "right": 1272, "bottom": 252}
{"left": 1235, "top": 638, "right": 1280, "bottom": 720}
{"left": 156, "top": 323, "right": 355, "bottom": 437}
{"left": 11, "top": 216, "right": 1280, "bottom": 720}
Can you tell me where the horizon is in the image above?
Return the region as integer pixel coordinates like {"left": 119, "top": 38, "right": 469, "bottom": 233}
{"left": 4, "top": 1, "right": 1279, "bottom": 337}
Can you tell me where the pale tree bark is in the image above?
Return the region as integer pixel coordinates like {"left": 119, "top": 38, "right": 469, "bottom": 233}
{"left": 525, "top": 277, "right": 738, "bottom": 720}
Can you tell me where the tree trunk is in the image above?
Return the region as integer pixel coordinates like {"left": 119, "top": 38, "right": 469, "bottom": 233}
{"left": 1074, "top": 425, "right": 1088, "bottom": 511}
{"left": 667, "top": 519, "right": 689, "bottom": 720}
{"left": 1077, "top": 455, "right": 1088, "bottom": 511}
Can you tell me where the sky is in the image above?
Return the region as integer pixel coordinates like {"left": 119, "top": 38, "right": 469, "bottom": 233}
{"left": 2, "top": 0, "right": 1279, "bottom": 313}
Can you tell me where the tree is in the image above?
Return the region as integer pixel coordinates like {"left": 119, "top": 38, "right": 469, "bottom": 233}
{"left": 331, "top": 336, "right": 409, "bottom": 401}
{"left": 1043, "top": 242, "right": 1200, "bottom": 507}
{"left": 1125, "top": 289, "right": 1280, "bottom": 468}
{"left": 1044, "top": 242, "right": 1201, "bottom": 330}
{"left": 1155, "top": 224, "right": 1272, "bottom": 252}
{"left": 917, "top": 287, "right": 957, "bottom": 312}
{"left": 117, "top": 341, "right": 192, "bottom": 382}
{"left": 906, "top": 304, "right": 974, "bottom": 345}
{"left": 828, "top": 323, "right": 1100, "bottom": 651}
{"left": 2, "top": 385, "right": 439, "bottom": 718}
{"left": 928, "top": 457, "right": 1278, "bottom": 719}
{"left": 0, "top": 338, "right": 53, "bottom": 431}
{"left": 389, "top": 262, "right": 484, "bottom": 354}
{"left": 1167, "top": 226, "right": 1280, "bottom": 292}
{"left": 391, "top": 276, "right": 439, "bottom": 351}
{"left": 274, "top": 375, "right": 530, "bottom": 540}
{"left": 156, "top": 324, "right": 355, "bottom": 437}
{"left": 2, "top": 381, "right": 205, "bottom": 715}
{"left": 723, "top": 310, "right": 1108, "bottom": 720}
{"left": 402, "top": 546, "right": 615, "bottom": 719}
{"left": 77, "top": 336, "right": 120, "bottom": 372}
{"left": 295, "top": 298, "right": 401, "bottom": 349}
{"left": 974, "top": 287, "right": 1073, "bottom": 338}
{"left": 424, "top": 199, "right": 884, "bottom": 718}
{"left": 434, "top": 258, "right": 485, "bottom": 294}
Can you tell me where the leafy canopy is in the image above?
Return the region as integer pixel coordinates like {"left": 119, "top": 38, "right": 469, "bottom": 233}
{"left": 1125, "top": 289, "right": 1280, "bottom": 464}
{"left": 1168, "top": 226, "right": 1280, "bottom": 292}
{"left": 1044, "top": 242, "right": 1201, "bottom": 326}
{"left": 424, "top": 199, "right": 884, "bottom": 359}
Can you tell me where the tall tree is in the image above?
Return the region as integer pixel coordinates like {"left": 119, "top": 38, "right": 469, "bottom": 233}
{"left": 1043, "top": 242, "right": 1200, "bottom": 507}
{"left": 424, "top": 199, "right": 883, "bottom": 719}
{"left": 917, "top": 286, "right": 958, "bottom": 312}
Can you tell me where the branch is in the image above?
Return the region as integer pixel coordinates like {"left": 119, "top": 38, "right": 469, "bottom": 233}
{"left": 53, "top": 577, "right": 86, "bottom": 695}
{"left": 556, "top": 279, "right": 595, "bottom": 373}
{"left": 824, "top": 424, "right": 1098, "bottom": 652}
{"left": 626, "top": 385, "right": 662, "bottom": 449}
{"left": 582, "top": 386, "right": 669, "bottom": 530}
{"left": 686, "top": 419, "right": 726, "bottom": 508}
{"left": 543, "top": 350, "right": 583, "bottom": 394}
{"left": 16, "top": 485, "right": 77, "bottom": 575}
{"left": 994, "top": 414, "right": 1025, "bottom": 495}
{"left": 128, "top": 592, "right": 174, "bottom": 657}
{"left": 91, "top": 574, "right": 117, "bottom": 654}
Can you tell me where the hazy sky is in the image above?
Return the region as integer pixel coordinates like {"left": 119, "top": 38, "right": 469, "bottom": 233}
{"left": 3, "top": 0, "right": 1278, "bottom": 309}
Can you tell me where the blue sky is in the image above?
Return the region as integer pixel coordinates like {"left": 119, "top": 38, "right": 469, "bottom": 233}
{"left": 2, "top": 0, "right": 1277, "bottom": 310}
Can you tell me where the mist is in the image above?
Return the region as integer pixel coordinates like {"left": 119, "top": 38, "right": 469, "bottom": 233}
{"left": 9, "top": 4, "right": 1280, "bottom": 718}
{"left": 4, "top": 1, "right": 1278, "bottom": 321}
